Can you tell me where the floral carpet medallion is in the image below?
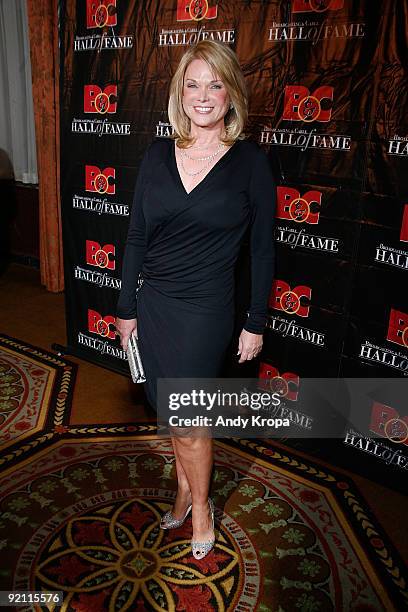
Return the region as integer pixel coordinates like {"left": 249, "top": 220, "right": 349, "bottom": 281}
{"left": 0, "top": 434, "right": 405, "bottom": 612}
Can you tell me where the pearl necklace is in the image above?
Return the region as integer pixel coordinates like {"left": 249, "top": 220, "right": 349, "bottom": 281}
{"left": 183, "top": 142, "right": 226, "bottom": 159}
{"left": 179, "top": 144, "right": 226, "bottom": 177}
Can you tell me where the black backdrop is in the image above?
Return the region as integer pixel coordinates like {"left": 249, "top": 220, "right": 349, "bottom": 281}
{"left": 59, "top": 0, "right": 407, "bottom": 490}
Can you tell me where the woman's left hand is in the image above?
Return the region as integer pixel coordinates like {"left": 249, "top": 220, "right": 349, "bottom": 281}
{"left": 237, "top": 329, "right": 263, "bottom": 363}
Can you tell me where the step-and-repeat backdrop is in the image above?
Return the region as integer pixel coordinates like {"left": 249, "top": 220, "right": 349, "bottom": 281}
{"left": 59, "top": 0, "right": 407, "bottom": 485}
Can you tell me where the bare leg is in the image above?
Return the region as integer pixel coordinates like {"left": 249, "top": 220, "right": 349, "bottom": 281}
{"left": 169, "top": 435, "right": 192, "bottom": 519}
{"left": 170, "top": 427, "right": 214, "bottom": 544}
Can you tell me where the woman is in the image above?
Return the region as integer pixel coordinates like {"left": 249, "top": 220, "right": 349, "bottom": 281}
{"left": 115, "top": 40, "right": 276, "bottom": 560}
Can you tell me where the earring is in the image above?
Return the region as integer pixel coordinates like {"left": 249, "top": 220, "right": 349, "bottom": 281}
{"left": 229, "top": 102, "right": 234, "bottom": 110}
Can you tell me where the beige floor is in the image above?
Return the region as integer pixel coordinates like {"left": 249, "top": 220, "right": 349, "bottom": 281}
{"left": 1, "top": 262, "right": 407, "bottom": 568}
{"left": 0, "top": 262, "right": 150, "bottom": 425}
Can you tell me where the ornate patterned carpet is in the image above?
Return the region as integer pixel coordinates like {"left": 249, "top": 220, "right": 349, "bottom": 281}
{"left": 0, "top": 336, "right": 406, "bottom": 611}
{"left": 0, "top": 334, "right": 77, "bottom": 462}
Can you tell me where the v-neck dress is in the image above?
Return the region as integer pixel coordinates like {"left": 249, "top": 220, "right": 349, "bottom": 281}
{"left": 116, "top": 137, "right": 276, "bottom": 411}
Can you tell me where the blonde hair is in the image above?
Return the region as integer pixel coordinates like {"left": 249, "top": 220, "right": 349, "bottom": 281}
{"left": 168, "top": 40, "right": 248, "bottom": 148}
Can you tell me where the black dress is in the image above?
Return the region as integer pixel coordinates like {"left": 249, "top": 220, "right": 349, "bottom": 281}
{"left": 116, "top": 137, "right": 276, "bottom": 411}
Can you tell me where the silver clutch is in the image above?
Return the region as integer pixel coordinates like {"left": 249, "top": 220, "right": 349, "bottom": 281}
{"left": 127, "top": 331, "right": 146, "bottom": 383}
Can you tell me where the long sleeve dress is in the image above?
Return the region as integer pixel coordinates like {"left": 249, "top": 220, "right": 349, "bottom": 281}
{"left": 116, "top": 137, "right": 276, "bottom": 411}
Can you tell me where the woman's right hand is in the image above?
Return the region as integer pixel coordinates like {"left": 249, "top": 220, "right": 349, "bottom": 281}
{"left": 116, "top": 317, "right": 137, "bottom": 351}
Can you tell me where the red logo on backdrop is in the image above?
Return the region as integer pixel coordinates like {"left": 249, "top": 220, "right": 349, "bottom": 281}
{"left": 84, "top": 85, "right": 117, "bottom": 114}
{"left": 86, "top": 0, "right": 117, "bottom": 28}
{"left": 176, "top": 0, "right": 217, "bottom": 21}
{"left": 292, "top": 0, "right": 344, "bottom": 13}
{"left": 277, "top": 187, "right": 322, "bottom": 224}
{"left": 86, "top": 240, "right": 115, "bottom": 270}
{"left": 88, "top": 309, "right": 116, "bottom": 340}
{"left": 283, "top": 86, "right": 334, "bottom": 122}
{"left": 258, "top": 362, "right": 299, "bottom": 400}
{"left": 270, "top": 280, "right": 311, "bottom": 317}
{"left": 400, "top": 205, "right": 408, "bottom": 242}
{"left": 85, "top": 165, "right": 116, "bottom": 194}
{"left": 370, "top": 401, "right": 408, "bottom": 446}
{"left": 387, "top": 308, "right": 408, "bottom": 348}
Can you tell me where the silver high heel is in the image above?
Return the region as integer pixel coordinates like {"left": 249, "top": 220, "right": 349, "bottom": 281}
{"left": 191, "top": 497, "right": 215, "bottom": 560}
{"left": 160, "top": 502, "right": 192, "bottom": 530}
